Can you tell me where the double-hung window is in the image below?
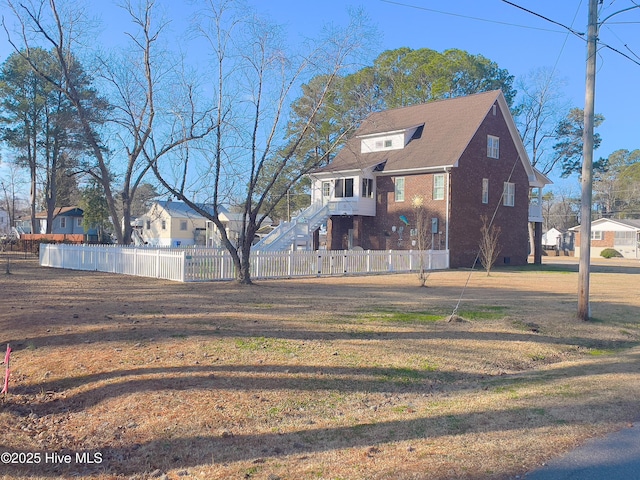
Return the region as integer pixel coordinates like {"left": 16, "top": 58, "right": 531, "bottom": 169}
{"left": 482, "top": 178, "right": 489, "bottom": 204}
{"left": 433, "top": 174, "right": 445, "bottom": 200}
{"left": 395, "top": 177, "right": 405, "bottom": 202}
{"left": 487, "top": 135, "right": 500, "bottom": 159}
{"left": 503, "top": 182, "right": 515, "bottom": 207}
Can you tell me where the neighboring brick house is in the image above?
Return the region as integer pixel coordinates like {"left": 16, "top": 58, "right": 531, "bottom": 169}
{"left": 570, "top": 218, "right": 640, "bottom": 259}
{"left": 255, "top": 90, "right": 550, "bottom": 268}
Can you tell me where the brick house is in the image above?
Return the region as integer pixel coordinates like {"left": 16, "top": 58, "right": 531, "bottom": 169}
{"left": 570, "top": 218, "right": 640, "bottom": 259}
{"left": 255, "top": 90, "right": 550, "bottom": 268}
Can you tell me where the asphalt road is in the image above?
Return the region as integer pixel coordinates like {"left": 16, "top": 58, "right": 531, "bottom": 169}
{"left": 525, "top": 422, "right": 640, "bottom": 479}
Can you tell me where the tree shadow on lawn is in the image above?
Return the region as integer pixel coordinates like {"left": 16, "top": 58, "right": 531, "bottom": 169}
{"left": 506, "top": 262, "right": 640, "bottom": 275}
{"left": 3, "top": 395, "right": 640, "bottom": 478}
{"left": 6, "top": 318, "right": 638, "bottom": 356}
{"left": 7, "top": 348, "right": 640, "bottom": 417}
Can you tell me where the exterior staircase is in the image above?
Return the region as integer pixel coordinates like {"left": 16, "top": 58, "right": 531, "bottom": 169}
{"left": 253, "top": 202, "right": 335, "bottom": 252}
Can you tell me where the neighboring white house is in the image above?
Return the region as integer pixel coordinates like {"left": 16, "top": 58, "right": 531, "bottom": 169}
{"left": 139, "top": 200, "right": 271, "bottom": 247}
{"left": 570, "top": 218, "right": 640, "bottom": 259}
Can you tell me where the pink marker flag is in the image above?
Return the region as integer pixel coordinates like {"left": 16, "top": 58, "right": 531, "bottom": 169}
{"left": 1, "top": 344, "right": 11, "bottom": 395}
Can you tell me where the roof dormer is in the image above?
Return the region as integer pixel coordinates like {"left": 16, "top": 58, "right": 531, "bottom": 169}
{"left": 358, "top": 123, "right": 424, "bottom": 154}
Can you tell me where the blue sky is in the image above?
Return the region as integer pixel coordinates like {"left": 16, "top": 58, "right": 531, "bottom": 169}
{"left": 1, "top": 0, "right": 639, "bottom": 193}
{"left": 258, "top": 0, "right": 639, "bottom": 191}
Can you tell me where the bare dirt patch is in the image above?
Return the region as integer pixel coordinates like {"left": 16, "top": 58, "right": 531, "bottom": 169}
{"left": 1, "top": 255, "right": 640, "bottom": 479}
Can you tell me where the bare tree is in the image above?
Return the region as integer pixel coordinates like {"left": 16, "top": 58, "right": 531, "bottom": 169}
{"left": 544, "top": 188, "right": 580, "bottom": 231}
{"left": 148, "top": 0, "right": 371, "bottom": 284}
{"left": 514, "top": 67, "right": 571, "bottom": 176}
{"left": 478, "top": 215, "right": 501, "bottom": 276}
{"left": 411, "top": 195, "right": 432, "bottom": 287}
{"left": 3, "top": 0, "right": 213, "bottom": 244}
{"left": 0, "top": 161, "right": 27, "bottom": 232}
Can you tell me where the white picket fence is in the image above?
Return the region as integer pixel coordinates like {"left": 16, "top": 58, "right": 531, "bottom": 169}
{"left": 39, "top": 244, "right": 449, "bottom": 282}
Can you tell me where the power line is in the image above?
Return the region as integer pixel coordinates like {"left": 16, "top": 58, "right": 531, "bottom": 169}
{"left": 502, "top": 0, "right": 640, "bottom": 67}
{"left": 603, "top": 24, "right": 640, "bottom": 61}
{"left": 379, "top": 0, "right": 569, "bottom": 34}
{"left": 500, "top": 0, "right": 586, "bottom": 37}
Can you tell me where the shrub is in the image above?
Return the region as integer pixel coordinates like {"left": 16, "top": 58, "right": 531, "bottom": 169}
{"left": 600, "top": 248, "right": 622, "bottom": 258}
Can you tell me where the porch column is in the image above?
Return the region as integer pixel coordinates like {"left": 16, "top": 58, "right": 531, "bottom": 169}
{"left": 352, "top": 216, "right": 363, "bottom": 248}
{"left": 534, "top": 222, "right": 542, "bottom": 265}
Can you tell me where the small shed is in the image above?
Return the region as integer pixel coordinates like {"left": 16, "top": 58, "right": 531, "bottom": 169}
{"left": 542, "top": 228, "right": 563, "bottom": 249}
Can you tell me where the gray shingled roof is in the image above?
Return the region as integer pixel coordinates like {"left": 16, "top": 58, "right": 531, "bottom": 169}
{"left": 157, "top": 200, "right": 227, "bottom": 218}
{"left": 315, "top": 90, "right": 503, "bottom": 174}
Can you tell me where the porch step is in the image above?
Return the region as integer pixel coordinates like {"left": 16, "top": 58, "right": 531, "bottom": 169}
{"left": 253, "top": 203, "right": 331, "bottom": 252}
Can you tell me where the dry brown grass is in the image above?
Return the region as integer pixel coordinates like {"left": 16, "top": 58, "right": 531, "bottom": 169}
{"left": 1, "top": 255, "right": 640, "bottom": 480}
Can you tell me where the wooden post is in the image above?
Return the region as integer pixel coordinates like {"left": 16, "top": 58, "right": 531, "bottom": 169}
{"left": 578, "top": 0, "right": 598, "bottom": 321}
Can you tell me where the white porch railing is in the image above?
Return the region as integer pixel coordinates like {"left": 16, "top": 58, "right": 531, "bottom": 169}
{"left": 40, "top": 244, "right": 449, "bottom": 282}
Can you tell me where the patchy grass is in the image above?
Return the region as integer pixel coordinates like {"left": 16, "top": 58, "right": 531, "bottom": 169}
{"left": 1, "top": 257, "right": 640, "bottom": 480}
{"left": 362, "top": 308, "right": 444, "bottom": 323}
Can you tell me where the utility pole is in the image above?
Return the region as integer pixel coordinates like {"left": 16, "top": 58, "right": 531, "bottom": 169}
{"left": 578, "top": 0, "right": 598, "bottom": 321}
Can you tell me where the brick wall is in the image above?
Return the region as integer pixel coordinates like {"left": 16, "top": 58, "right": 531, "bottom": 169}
{"left": 448, "top": 103, "right": 529, "bottom": 267}
{"left": 367, "top": 174, "right": 447, "bottom": 251}
{"left": 574, "top": 231, "right": 615, "bottom": 248}
{"left": 327, "top": 102, "right": 530, "bottom": 268}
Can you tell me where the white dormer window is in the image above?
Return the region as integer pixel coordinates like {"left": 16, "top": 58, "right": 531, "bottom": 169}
{"left": 359, "top": 126, "right": 421, "bottom": 153}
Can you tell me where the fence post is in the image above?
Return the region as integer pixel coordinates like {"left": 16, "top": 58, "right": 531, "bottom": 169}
{"left": 156, "top": 249, "right": 161, "bottom": 278}
{"left": 255, "top": 251, "right": 261, "bottom": 279}
{"left": 181, "top": 251, "right": 186, "bottom": 282}
{"left": 220, "top": 251, "right": 225, "bottom": 280}
{"left": 317, "top": 253, "right": 322, "bottom": 277}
